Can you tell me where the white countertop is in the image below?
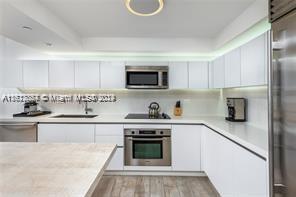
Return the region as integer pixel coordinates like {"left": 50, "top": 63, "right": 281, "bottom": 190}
{"left": 0, "top": 114, "right": 268, "bottom": 159}
{"left": 0, "top": 142, "right": 116, "bottom": 197}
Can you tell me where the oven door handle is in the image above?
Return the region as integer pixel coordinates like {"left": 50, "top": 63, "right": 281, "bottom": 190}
{"left": 128, "top": 137, "right": 166, "bottom": 141}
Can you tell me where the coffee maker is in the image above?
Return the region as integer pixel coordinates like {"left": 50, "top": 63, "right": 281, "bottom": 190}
{"left": 225, "top": 98, "right": 247, "bottom": 122}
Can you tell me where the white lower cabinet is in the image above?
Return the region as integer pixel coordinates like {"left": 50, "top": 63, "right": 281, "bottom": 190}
{"left": 233, "top": 145, "right": 268, "bottom": 197}
{"left": 38, "top": 124, "right": 95, "bottom": 143}
{"left": 106, "top": 148, "right": 124, "bottom": 171}
{"left": 95, "top": 124, "right": 124, "bottom": 171}
{"left": 203, "top": 127, "right": 235, "bottom": 196}
{"left": 172, "top": 125, "right": 201, "bottom": 171}
{"left": 203, "top": 127, "right": 267, "bottom": 197}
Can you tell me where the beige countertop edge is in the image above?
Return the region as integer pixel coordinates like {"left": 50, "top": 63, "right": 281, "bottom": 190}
{"left": 86, "top": 145, "right": 117, "bottom": 197}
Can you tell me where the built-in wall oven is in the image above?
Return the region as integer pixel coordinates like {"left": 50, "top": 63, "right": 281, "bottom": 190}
{"left": 125, "top": 66, "right": 169, "bottom": 89}
{"left": 124, "top": 128, "right": 171, "bottom": 166}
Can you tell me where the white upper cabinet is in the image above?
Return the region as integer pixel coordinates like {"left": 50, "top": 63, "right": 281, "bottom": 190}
{"left": 23, "top": 60, "right": 49, "bottom": 88}
{"left": 188, "top": 61, "right": 209, "bottom": 89}
{"left": 172, "top": 125, "right": 201, "bottom": 171}
{"left": 169, "top": 62, "right": 188, "bottom": 89}
{"left": 2, "top": 59, "right": 23, "bottom": 88}
{"left": 74, "top": 61, "right": 100, "bottom": 88}
{"left": 224, "top": 48, "right": 241, "bottom": 88}
{"left": 241, "top": 33, "right": 267, "bottom": 86}
{"left": 100, "top": 61, "right": 125, "bottom": 89}
{"left": 211, "top": 56, "right": 225, "bottom": 88}
{"left": 49, "top": 61, "right": 75, "bottom": 88}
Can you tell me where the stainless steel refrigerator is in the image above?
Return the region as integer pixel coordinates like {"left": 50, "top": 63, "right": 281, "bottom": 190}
{"left": 269, "top": 1, "right": 296, "bottom": 196}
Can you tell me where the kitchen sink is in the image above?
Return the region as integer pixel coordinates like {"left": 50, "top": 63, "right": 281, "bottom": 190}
{"left": 51, "top": 114, "right": 98, "bottom": 118}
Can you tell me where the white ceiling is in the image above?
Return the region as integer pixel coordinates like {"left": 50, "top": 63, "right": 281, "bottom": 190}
{"left": 0, "top": 0, "right": 268, "bottom": 54}
{"left": 38, "top": 0, "right": 255, "bottom": 38}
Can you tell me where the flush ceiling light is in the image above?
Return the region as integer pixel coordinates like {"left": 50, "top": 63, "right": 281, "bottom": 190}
{"left": 125, "top": 0, "right": 164, "bottom": 16}
{"left": 22, "top": 26, "right": 33, "bottom": 30}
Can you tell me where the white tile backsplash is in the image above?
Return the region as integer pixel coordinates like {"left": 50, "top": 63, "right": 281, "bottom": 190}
{"left": 221, "top": 87, "right": 268, "bottom": 130}
{"left": 0, "top": 87, "right": 268, "bottom": 132}
{"left": 40, "top": 90, "right": 222, "bottom": 116}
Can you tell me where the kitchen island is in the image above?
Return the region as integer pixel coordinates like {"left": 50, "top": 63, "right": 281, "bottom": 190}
{"left": 0, "top": 142, "right": 116, "bottom": 197}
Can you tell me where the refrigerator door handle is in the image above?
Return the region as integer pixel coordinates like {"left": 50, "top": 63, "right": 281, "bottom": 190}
{"left": 274, "top": 183, "right": 286, "bottom": 194}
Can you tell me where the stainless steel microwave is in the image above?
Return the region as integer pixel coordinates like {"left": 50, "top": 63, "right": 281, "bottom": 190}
{"left": 125, "top": 66, "right": 169, "bottom": 89}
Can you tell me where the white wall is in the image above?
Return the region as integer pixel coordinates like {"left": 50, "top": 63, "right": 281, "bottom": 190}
{"left": 83, "top": 37, "right": 213, "bottom": 53}
{"left": 0, "top": 35, "right": 4, "bottom": 87}
{"left": 215, "top": 0, "right": 268, "bottom": 49}
{"left": 0, "top": 34, "right": 50, "bottom": 117}
{"left": 0, "top": 35, "right": 4, "bottom": 117}
{"left": 221, "top": 87, "right": 268, "bottom": 130}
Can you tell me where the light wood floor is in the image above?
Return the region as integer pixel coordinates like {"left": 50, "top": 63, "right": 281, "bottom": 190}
{"left": 93, "top": 176, "right": 220, "bottom": 197}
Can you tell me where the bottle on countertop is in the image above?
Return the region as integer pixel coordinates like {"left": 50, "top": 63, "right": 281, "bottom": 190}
{"left": 174, "top": 100, "right": 182, "bottom": 116}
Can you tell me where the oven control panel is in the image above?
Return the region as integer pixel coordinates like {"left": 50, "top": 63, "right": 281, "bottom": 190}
{"left": 124, "top": 129, "right": 171, "bottom": 136}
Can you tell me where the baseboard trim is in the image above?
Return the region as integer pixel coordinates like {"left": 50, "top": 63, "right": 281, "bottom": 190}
{"left": 104, "top": 171, "right": 206, "bottom": 176}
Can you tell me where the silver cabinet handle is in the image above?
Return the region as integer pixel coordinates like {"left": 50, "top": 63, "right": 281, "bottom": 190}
{"left": 128, "top": 137, "right": 166, "bottom": 141}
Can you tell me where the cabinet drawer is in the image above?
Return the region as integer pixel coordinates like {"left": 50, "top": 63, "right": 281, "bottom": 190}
{"left": 95, "top": 124, "right": 123, "bottom": 136}
{"left": 95, "top": 136, "right": 124, "bottom": 146}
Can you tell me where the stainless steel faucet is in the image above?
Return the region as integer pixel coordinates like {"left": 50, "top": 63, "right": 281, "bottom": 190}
{"left": 84, "top": 101, "right": 93, "bottom": 115}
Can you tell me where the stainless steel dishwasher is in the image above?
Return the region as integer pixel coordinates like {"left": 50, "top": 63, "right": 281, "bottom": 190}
{"left": 0, "top": 122, "right": 37, "bottom": 142}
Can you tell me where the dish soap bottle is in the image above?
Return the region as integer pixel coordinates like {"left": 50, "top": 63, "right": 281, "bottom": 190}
{"left": 174, "top": 101, "right": 182, "bottom": 116}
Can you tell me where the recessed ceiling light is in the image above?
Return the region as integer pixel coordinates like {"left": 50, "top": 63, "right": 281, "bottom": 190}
{"left": 45, "top": 42, "right": 53, "bottom": 47}
{"left": 22, "top": 26, "right": 33, "bottom": 30}
{"left": 125, "top": 0, "right": 164, "bottom": 17}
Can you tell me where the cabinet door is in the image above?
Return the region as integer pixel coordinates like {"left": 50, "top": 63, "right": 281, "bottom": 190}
{"left": 95, "top": 124, "right": 124, "bottom": 146}
{"left": 203, "top": 127, "right": 267, "bottom": 197}
{"left": 169, "top": 62, "right": 188, "bottom": 89}
{"left": 2, "top": 59, "right": 23, "bottom": 88}
{"left": 172, "top": 125, "right": 201, "bottom": 171}
{"left": 224, "top": 48, "right": 241, "bottom": 88}
{"left": 241, "top": 33, "right": 266, "bottom": 86}
{"left": 100, "top": 61, "right": 125, "bottom": 89}
{"left": 106, "top": 148, "right": 124, "bottom": 171}
{"left": 23, "top": 60, "right": 49, "bottom": 88}
{"left": 204, "top": 127, "right": 235, "bottom": 196}
{"left": 95, "top": 124, "right": 124, "bottom": 171}
{"left": 212, "top": 56, "right": 225, "bottom": 88}
{"left": 38, "top": 124, "right": 95, "bottom": 143}
{"left": 233, "top": 145, "right": 267, "bottom": 196}
{"left": 38, "top": 124, "right": 67, "bottom": 142}
{"left": 188, "top": 61, "right": 209, "bottom": 89}
{"left": 95, "top": 124, "right": 123, "bottom": 136}
{"left": 66, "top": 124, "right": 95, "bottom": 143}
{"left": 203, "top": 128, "right": 219, "bottom": 185}
{"left": 49, "top": 61, "right": 75, "bottom": 88}
{"left": 74, "top": 61, "right": 100, "bottom": 88}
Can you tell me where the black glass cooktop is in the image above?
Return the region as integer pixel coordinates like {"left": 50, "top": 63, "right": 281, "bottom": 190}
{"left": 125, "top": 113, "right": 171, "bottom": 120}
